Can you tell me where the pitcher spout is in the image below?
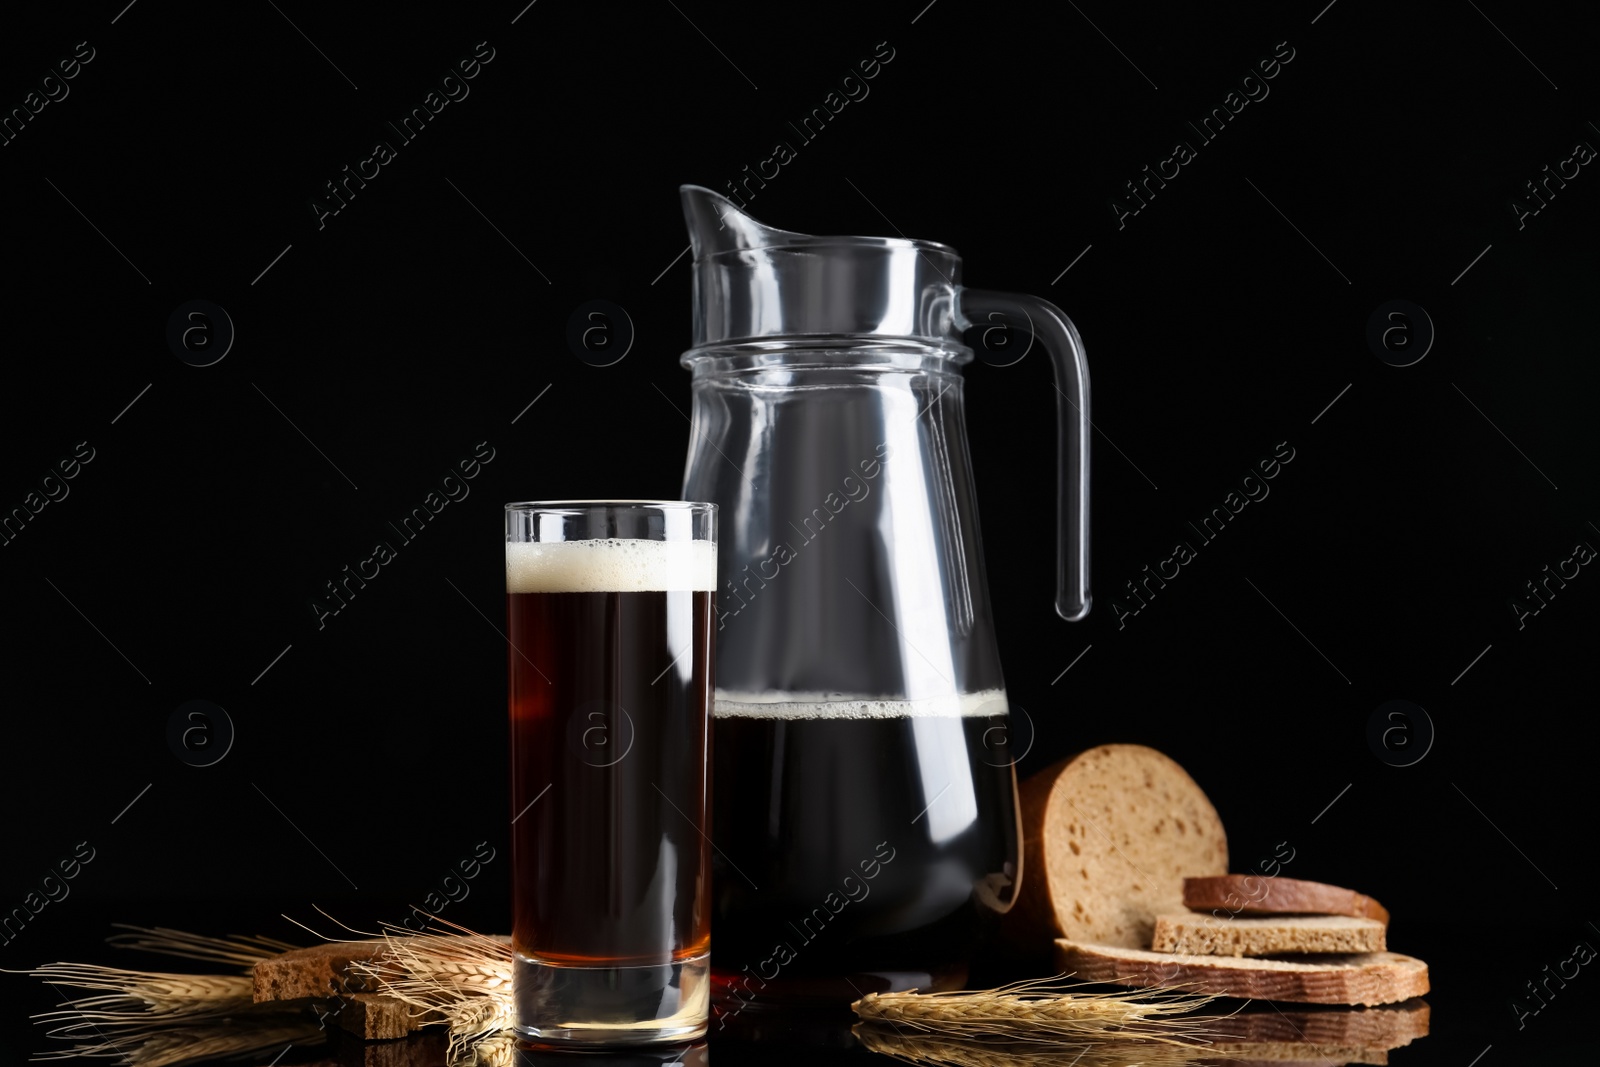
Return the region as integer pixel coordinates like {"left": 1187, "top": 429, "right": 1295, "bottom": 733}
{"left": 680, "top": 185, "right": 808, "bottom": 259}
{"left": 677, "top": 185, "right": 961, "bottom": 348}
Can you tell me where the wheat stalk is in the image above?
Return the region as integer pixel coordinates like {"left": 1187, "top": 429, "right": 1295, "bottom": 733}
{"left": 853, "top": 1024, "right": 1225, "bottom": 1067}
{"left": 104, "top": 925, "right": 299, "bottom": 972}
{"left": 24, "top": 954, "right": 315, "bottom": 1067}
{"left": 348, "top": 915, "right": 514, "bottom": 1059}
{"left": 851, "top": 976, "right": 1221, "bottom": 1044}
{"left": 30, "top": 963, "right": 255, "bottom": 1018}
{"left": 27, "top": 961, "right": 317, "bottom": 1067}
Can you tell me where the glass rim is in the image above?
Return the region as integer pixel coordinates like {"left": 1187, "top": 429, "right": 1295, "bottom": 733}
{"left": 504, "top": 499, "right": 717, "bottom": 513}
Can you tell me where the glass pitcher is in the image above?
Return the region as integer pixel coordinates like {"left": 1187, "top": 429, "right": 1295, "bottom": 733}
{"left": 676, "top": 186, "right": 1089, "bottom": 1006}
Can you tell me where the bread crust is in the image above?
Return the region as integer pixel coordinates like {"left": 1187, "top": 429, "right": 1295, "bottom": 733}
{"left": 1055, "top": 941, "right": 1430, "bottom": 1006}
{"left": 1184, "top": 875, "right": 1390, "bottom": 924}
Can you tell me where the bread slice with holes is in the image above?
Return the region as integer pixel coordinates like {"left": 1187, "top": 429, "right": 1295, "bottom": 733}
{"left": 1152, "top": 913, "right": 1387, "bottom": 956}
{"left": 1056, "top": 940, "right": 1429, "bottom": 1005}
{"left": 1001, "top": 744, "right": 1228, "bottom": 952}
{"left": 1184, "top": 875, "right": 1390, "bottom": 924}
{"left": 252, "top": 941, "right": 389, "bottom": 1002}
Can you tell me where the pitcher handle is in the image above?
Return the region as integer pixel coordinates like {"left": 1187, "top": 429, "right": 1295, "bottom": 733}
{"left": 955, "top": 289, "right": 1090, "bottom": 622}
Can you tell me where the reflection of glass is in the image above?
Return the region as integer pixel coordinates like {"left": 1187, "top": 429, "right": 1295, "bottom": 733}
{"left": 506, "top": 502, "right": 717, "bottom": 1045}
{"left": 515, "top": 1038, "right": 708, "bottom": 1067}
{"left": 678, "top": 186, "right": 1093, "bottom": 1002}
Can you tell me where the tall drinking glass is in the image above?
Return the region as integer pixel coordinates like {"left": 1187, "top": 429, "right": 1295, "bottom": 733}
{"left": 505, "top": 501, "right": 717, "bottom": 1045}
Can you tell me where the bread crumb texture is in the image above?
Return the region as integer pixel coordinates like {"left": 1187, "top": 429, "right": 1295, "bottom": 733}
{"left": 1038, "top": 744, "right": 1228, "bottom": 948}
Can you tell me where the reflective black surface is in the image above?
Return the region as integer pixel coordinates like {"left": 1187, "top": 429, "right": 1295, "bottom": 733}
{"left": 5, "top": 898, "right": 1599, "bottom": 1065}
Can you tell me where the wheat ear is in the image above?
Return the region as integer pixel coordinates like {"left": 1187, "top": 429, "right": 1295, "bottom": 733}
{"left": 104, "top": 925, "right": 300, "bottom": 971}
{"left": 349, "top": 915, "right": 514, "bottom": 1059}
{"left": 30, "top": 963, "right": 255, "bottom": 1018}
{"left": 26, "top": 958, "right": 317, "bottom": 1067}
{"left": 455, "top": 1031, "right": 520, "bottom": 1067}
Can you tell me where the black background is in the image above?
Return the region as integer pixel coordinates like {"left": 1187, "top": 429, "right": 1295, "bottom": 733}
{"left": 2, "top": 0, "right": 1596, "bottom": 1063}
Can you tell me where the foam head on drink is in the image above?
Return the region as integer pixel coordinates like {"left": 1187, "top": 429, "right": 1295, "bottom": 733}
{"left": 505, "top": 537, "right": 718, "bottom": 593}
{"left": 713, "top": 689, "right": 1008, "bottom": 718}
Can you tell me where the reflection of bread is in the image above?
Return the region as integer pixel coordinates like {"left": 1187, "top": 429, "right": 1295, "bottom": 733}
{"left": 1203, "top": 1055, "right": 1384, "bottom": 1066}
{"left": 1184, "top": 875, "right": 1390, "bottom": 923}
{"left": 1056, "top": 941, "right": 1430, "bottom": 1006}
{"left": 852, "top": 1002, "right": 1430, "bottom": 1067}
{"left": 1004, "top": 745, "right": 1228, "bottom": 952}
{"left": 1153, "top": 913, "right": 1386, "bottom": 956}
{"left": 1196, "top": 1000, "right": 1430, "bottom": 1065}
{"left": 300, "top": 1029, "right": 450, "bottom": 1067}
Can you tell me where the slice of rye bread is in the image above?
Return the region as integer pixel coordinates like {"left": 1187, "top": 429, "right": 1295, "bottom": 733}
{"left": 253, "top": 935, "right": 513, "bottom": 1005}
{"left": 1001, "top": 745, "right": 1228, "bottom": 952}
{"left": 1055, "top": 941, "right": 1429, "bottom": 1005}
{"left": 253, "top": 941, "right": 389, "bottom": 1002}
{"left": 1184, "top": 875, "right": 1390, "bottom": 924}
{"left": 1152, "top": 913, "right": 1386, "bottom": 956}
{"left": 333, "top": 992, "right": 442, "bottom": 1040}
